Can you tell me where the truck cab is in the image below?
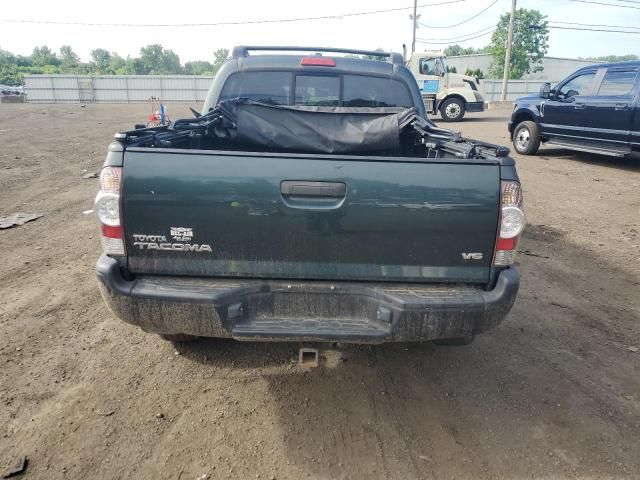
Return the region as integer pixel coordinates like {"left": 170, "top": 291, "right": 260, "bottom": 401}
{"left": 406, "top": 52, "right": 485, "bottom": 122}
{"left": 509, "top": 61, "right": 640, "bottom": 156}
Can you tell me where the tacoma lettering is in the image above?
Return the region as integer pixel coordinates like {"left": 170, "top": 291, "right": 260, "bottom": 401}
{"left": 133, "top": 242, "right": 212, "bottom": 252}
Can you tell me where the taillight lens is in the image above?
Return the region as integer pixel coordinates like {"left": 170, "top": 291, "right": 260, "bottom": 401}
{"left": 95, "top": 167, "right": 124, "bottom": 256}
{"left": 494, "top": 181, "right": 524, "bottom": 266}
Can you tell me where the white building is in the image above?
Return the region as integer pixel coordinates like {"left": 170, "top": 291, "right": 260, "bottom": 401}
{"left": 445, "top": 54, "right": 596, "bottom": 82}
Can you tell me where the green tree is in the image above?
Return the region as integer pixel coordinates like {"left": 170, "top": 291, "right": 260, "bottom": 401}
{"left": 465, "top": 68, "right": 485, "bottom": 79}
{"left": 58, "top": 45, "right": 82, "bottom": 73}
{"left": 139, "top": 44, "right": 182, "bottom": 74}
{"left": 184, "top": 60, "right": 215, "bottom": 75}
{"left": 489, "top": 8, "right": 549, "bottom": 79}
{"left": 108, "top": 53, "right": 126, "bottom": 73}
{"left": 359, "top": 48, "right": 387, "bottom": 62}
{"left": 583, "top": 54, "right": 639, "bottom": 63}
{"left": 31, "top": 46, "right": 59, "bottom": 67}
{"left": 444, "top": 45, "right": 477, "bottom": 57}
{"left": 91, "top": 48, "right": 112, "bottom": 73}
{"left": 212, "top": 48, "right": 230, "bottom": 73}
{"left": 0, "top": 48, "right": 21, "bottom": 85}
{"left": 59, "top": 46, "right": 79, "bottom": 66}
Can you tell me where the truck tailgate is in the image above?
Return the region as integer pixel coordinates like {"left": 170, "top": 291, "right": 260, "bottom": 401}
{"left": 122, "top": 149, "right": 500, "bottom": 283}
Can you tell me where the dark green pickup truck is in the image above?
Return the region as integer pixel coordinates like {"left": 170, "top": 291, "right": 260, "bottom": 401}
{"left": 95, "top": 46, "right": 523, "bottom": 345}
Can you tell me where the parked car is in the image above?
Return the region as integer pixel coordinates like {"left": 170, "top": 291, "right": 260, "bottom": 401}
{"left": 509, "top": 61, "right": 640, "bottom": 156}
{"left": 95, "top": 46, "right": 523, "bottom": 346}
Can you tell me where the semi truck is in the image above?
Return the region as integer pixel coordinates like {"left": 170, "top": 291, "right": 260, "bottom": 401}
{"left": 406, "top": 51, "right": 485, "bottom": 121}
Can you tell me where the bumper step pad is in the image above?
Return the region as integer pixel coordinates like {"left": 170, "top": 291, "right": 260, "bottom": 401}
{"left": 232, "top": 316, "right": 390, "bottom": 341}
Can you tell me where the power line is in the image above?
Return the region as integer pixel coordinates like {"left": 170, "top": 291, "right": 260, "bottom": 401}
{"left": 0, "top": 0, "right": 467, "bottom": 28}
{"left": 549, "top": 25, "right": 640, "bottom": 33}
{"left": 549, "top": 20, "right": 640, "bottom": 30}
{"left": 418, "top": 0, "right": 499, "bottom": 28}
{"left": 417, "top": 25, "right": 495, "bottom": 41}
{"left": 416, "top": 29, "right": 496, "bottom": 44}
{"left": 416, "top": 17, "right": 640, "bottom": 45}
{"left": 568, "top": 0, "right": 640, "bottom": 9}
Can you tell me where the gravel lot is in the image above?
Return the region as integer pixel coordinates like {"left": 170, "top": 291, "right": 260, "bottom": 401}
{"left": 1, "top": 104, "right": 639, "bottom": 480}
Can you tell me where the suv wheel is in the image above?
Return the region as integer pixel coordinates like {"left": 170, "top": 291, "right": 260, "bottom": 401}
{"left": 513, "top": 120, "right": 541, "bottom": 155}
{"left": 440, "top": 98, "right": 466, "bottom": 122}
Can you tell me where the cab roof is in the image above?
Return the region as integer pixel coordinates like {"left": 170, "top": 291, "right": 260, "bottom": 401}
{"left": 576, "top": 60, "right": 640, "bottom": 72}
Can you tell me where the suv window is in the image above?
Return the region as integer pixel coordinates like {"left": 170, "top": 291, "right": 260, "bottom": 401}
{"left": 597, "top": 70, "right": 637, "bottom": 96}
{"left": 557, "top": 72, "right": 595, "bottom": 99}
{"left": 219, "top": 72, "right": 290, "bottom": 105}
{"left": 295, "top": 75, "right": 339, "bottom": 106}
{"left": 343, "top": 75, "right": 413, "bottom": 108}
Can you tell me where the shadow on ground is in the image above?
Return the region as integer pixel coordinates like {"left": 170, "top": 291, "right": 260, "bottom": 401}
{"left": 536, "top": 148, "right": 640, "bottom": 171}
{"left": 173, "top": 224, "right": 640, "bottom": 479}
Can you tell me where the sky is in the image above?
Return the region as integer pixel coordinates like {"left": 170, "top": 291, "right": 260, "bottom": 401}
{"left": 1, "top": 0, "right": 639, "bottom": 63}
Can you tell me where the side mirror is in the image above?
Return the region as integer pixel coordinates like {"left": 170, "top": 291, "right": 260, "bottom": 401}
{"left": 539, "top": 82, "right": 551, "bottom": 99}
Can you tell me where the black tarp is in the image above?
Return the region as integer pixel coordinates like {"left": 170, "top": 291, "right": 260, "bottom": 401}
{"left": 216, "top": 99, "right": 419, "bottom": 154}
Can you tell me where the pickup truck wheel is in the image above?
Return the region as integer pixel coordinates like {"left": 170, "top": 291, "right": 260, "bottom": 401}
{"left": 433, "top": 335, "right": 475, "bottom": 346}
{"left": 159, "top": 333, "right": 198, "bottom": 343}
{"left": 512, "top": 120, "right": 541, "bottom": 155}
{"left": 440, "top": 98, "right": 466, "bottom": 122}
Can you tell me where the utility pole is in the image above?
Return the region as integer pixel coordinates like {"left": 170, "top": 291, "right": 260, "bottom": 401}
{"left": 412, "top": 0, "right": 418, "bottom": 53}
{"left": 501, "top": 0, "right": 517, "bottom": 101}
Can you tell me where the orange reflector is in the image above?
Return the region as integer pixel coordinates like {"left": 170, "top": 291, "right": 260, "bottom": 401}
{"left": 301, "top": 57, "right": 336, "bottom": 67}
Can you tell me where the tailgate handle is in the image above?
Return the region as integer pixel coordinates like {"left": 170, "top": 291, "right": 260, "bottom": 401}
{"left": 281, "top": 181, "right": 346, "bottom": 198}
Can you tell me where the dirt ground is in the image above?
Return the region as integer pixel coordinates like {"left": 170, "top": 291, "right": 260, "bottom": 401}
{"left": 0, "top": 104, "right": 639, "bottom": 480}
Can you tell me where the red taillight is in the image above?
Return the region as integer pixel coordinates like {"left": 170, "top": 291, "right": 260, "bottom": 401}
{"left": 494, "top": 181, "right": 524, "bottom": 266}
{"left": 101, "top": 224, "right": 123, "bottom": 239}
{"left": 95, "top": 166, "right": 125, "bottom": 256}
{"left": 495, "top": 236, "right": 517, "bottom": 251}
{"left": 300, "top": 57, "right": 336, "bottom": 67}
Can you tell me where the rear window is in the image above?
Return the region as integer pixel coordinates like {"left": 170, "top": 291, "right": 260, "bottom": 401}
{"left": 343, "top": 75, "right": 413, "bottom": 108}
{"left": 219, "top": 72, "right": 290, "bottom": 105}
{"left": 218, "top": 71, "right": 414, "bottom": 108}
{"left": 295, "top": 75, "right": 339, "bottom": 106}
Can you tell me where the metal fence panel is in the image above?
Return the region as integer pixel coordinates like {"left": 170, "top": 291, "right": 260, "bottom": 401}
{"left": 481, "top": 79, "right": 559, "bottom": 102}
{"left": 24, "top": 75, "right": 557, "bottom": 104}
{"left": 24, "top": 74, "right": 214, "bottom": 103}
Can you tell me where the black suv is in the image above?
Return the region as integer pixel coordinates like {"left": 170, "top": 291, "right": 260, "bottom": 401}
{"left": 509, "top": 61, "right": 639, "bottom": 157}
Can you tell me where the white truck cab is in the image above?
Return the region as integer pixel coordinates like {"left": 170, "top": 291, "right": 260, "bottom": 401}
{"left": 407, "top": 52, "right": 485, "bottom": 121}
